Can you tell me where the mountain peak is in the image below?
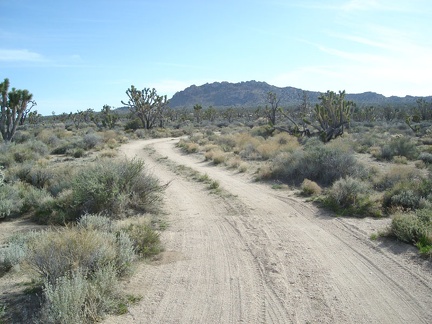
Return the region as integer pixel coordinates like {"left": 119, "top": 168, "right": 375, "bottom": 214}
{"left": 169, "top": 81, "right": 430, "bottom": 108}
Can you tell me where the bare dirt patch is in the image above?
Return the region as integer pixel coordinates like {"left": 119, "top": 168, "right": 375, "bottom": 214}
{"left": 101, "top": 138, "right": 432, "bottom": 324}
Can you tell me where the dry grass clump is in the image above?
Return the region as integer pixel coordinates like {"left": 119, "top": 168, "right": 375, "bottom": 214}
{"left": 204, "top": 149, "right": 227, "bottom": 165}
{"left": 178, "top": 140, "right": 200, "bottom": 153}
{"left": 374, "top": 165, "right": 423, "bottom": 191}
{"left": 300, "top": 179, "right": 322, "bottom": 196}
{"left": 256, "top": 141, "right": 279, "bottom": 160}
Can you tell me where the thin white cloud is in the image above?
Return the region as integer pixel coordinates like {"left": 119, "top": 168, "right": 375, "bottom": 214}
{"left": 318, "top": 46, "right": 388, "bottom": 64}
{"left": 0, "top": 49, "right": 46, "bottom": 62}
{"left": 290, "top": 0, "right": 425, "bottom": 13}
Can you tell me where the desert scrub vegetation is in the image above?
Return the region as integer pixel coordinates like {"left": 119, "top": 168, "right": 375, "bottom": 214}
{"left": 391, "top": 209, "right": 432, "bottom": 257}
{"left": 269, "top": 138, "right": 367, "bottom": 186}
{"left": 0, "top": 213, "right": 162, "bottom": 323}
{"left": 30, "top": 157, "right": 165, "bottom": 224}
{"left": 322, "top": 177, "right": 381, "bottom": 217}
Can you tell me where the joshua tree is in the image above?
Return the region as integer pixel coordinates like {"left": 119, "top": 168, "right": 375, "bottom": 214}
{"left": 304, "top": 90, "right": 354, "bottom": 142}
{"left": 0, "top": 78, "right": 36, "bottom": 142}
{"left": 122, "top": 86, "right": 168, "bottom": 129}
{"left": 193, "top": 104, "right": 203, "bottom": 123}
{"left": 264, "top": 91, "right": 280, "bottom": 126}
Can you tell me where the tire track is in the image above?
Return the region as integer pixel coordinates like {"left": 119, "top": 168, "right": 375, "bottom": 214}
{"left": 104, "top": 138, "right": 432, "bottom": 324}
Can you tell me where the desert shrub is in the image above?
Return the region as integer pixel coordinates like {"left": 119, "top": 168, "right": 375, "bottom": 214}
{"left": 256, "top": 141, "right": 279, "bottom": 160}
{"left": 375, "top": 165, "right": 423, "bottom": 191}
{"left": 238, "top": 162, "right": 249, "bottom": 173}
{"left": 271, "top": 140, "right": 366, "bottom": 186}
{"left": 2, "top": 140, "right": 49, "bottom": 164}
{"left": 134, "top": 129, "right": 146, "bottom": 139}
{"left": 418, "top": 152, "right": 432, "bottom": 164}
{"left": 51, "top": 137, "right": 83, "bottom": 155}
{"left": 78, "top": 213, "right": 114, "bottom": 232}
{"left": 122, "top": 222, "right": 162, "bottom": 258}
{"left": 0, "top": 183, "right": 23, "bottom": 219}
{"left": 27, "top": 225, "right": 135, "bottom": 283}
{"left": 0, "top": 239, "right": 27, "bottom": 272}
{"left": 0, "top": 231, "right": 40, "bottom": 273}
{"left": 33, "top": 190, "right": 74, "bottom": 224}
{"left": 7, "top": 163, "right": 55, "bottom": 189}
{"left": 27, "top": 228, "right": 117, "bottom": 284}
{"left": 71, "top": 158, "right": 163, "bottom": 219}
{"left": 78, "top": 215, "right": 135, "bottom": 275}
{"left": 20, "top": 185, "right": 52, "bottom": 213}
{"left": 391, "top": 209, "right": 432, "bottom": 248}
{"left": 83, "top": 133, "right": 102, "bottom": 150}
{"left": 36, "top": 129, "right": 60, "bottom": 146}
{"left": 114, "top": 231, "right": 136, "bottom": 275}
{"left": 216, "top": 134, "right": 237, "bottom": 151}
{"left": 71, "top": 147, "right": 85, "bottom": 158}
{"left": 39, "top": 265, "right": 119, "bottom": 324}
{"left": 300, "top": 179, "right": 322, "bottom": 196}
{"left": 178, "top": 139, "right": 199, "bottom": 154}
{"left": 204, "top": 149, "right": 226, "bottom": 165}
{"left": 383, "top": 177, "right": 432, "bottom": 212}
{"left": 324, "top": 177, "right": 379, "bottom": 216}
{"left": 380, "top": 137, "right": 419, "bottom": 161}
{"left": 124, "top": 118, "right": 141, "bottom": 131}
{"left": 392, "top": 155, "right": 408, "bottom": 164}
{"left": 12, "top": 130, "right": 32, "bottom": 143}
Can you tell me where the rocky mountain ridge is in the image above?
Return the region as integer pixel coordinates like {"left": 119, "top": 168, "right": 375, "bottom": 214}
{"left": 168, "top": 80, "right": 431, "bottom": 108}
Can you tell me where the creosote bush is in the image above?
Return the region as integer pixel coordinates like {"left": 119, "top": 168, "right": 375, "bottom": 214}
{"left": 323, "top": 177, "right": 380, "bottom": 217}
{"left": 122, "top": 222, "right": 162, "bottom": 258}
{"left": 70, "top": 158, "right": 164, "bottom": 221}
{"left": 391, "top": 209, "right": 432, "bottom": 256}
{"left": 379, "top": 136, "right": 419, "bottom": 161}
{"left": 270, "top": 139, "right": 366, "bottom": 186}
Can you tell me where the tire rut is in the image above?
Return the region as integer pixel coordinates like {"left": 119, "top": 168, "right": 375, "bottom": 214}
{"left": 104, "top": 138, "right": 432, "bottom": 324}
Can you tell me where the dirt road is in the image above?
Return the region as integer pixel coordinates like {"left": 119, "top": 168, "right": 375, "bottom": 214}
{"left": 105, "top": 138, "right": 432, "bottom": 324}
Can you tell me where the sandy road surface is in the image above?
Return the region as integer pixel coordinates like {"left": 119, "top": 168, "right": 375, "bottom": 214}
{"left": 105, "top": 138, "right": 432, "bottom": 324}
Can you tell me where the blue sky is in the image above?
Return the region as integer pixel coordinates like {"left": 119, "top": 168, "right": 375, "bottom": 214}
{"left": 1, "top": 0, "right": 431, "bottom": 115}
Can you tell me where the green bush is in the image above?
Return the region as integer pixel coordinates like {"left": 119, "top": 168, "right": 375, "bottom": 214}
{"left": 71, "top": 158, "right": 164, "bottom": 219}
{"left": 383, "top": 177, "right": 432, "bottom": 212}
{"left": 124, "top": 118, "right": 142, "bottom": 131}
{"left": 324, "top": 177, "right": 379, "bottom": 216}
{"left": 391, "top": 209, "right": 432, "bottom": 249}
{"left": 123, "top": 222, "right": 162, "bottom": 258}
{"left": 0, "top": 231, "right": 40, "bottom": 273}
{"left": 271, "top": 140, "right": 366, "bottom": 186}
{"left": 418, "top": 152, "right": 432, "bottom": 164}
{"left": 380, "top": 137, "right": 419, "bottom": 161}
{"left": 82, "top": 133, "right": 102, "bottom": 150}
{"left": 39, "top": 265, "right": 119, "bottom": 323}
{"left": 27, "top": 228, "right": 119, "bottom": 284}
{"left": 78, "top": 213, "right": 114, "bottom": 232}
{"left": 0, "top": 183, "right": 23, "bottom": 219}
{"left": 0, "top": 239, "right": 27, "bottom": 272}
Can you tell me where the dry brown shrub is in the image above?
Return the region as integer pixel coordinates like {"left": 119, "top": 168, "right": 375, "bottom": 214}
{"left": 256, "top": 141, "right": 279, "bottom": 160}
{"left": 256, "top": 164, "right": 273, "bottom": 180}
{"left": 226, "top": 156, "right": 242, "bottom": 169}
{"left": 238, "top": 162, "right": 249, "bottom": 173}
{"left": 204, "top": 149, "right": 226, "bottom": 164}
{"left": 301, "top": 179, "right": 322, "bottom": 196}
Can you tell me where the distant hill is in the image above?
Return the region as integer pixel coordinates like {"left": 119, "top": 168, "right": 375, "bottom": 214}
{"left": 168, "top": 80, "right": 431, "bottom": 109}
